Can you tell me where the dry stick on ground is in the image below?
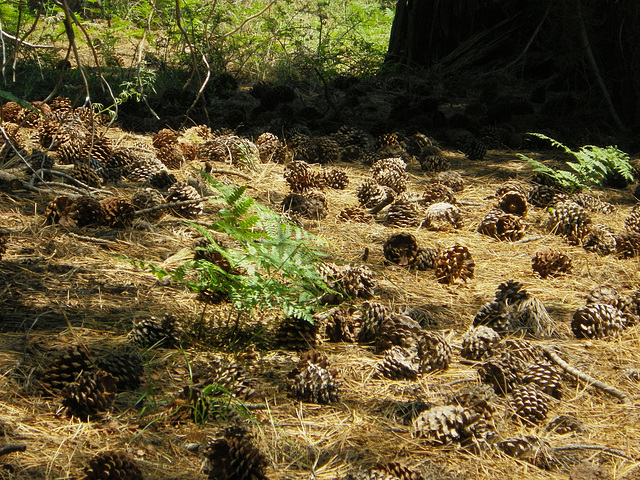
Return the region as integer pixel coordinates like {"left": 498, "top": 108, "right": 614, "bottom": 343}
{"left": 205, "top": 168, "right": 253, "bottom": 181}
{"left": 553, "top": 445, "right": 636, "bottom": 461}
{"left": 134, "top": 195, "right": 218, "bottom": 217}
{"left": 542, "top": 346, "right": 631, "bottom": 404}
{"left": 31, "top": 169, "right": 112, "bottom": 194}
{"left": 0, "top": 444, "right": 27, "bottom": 457}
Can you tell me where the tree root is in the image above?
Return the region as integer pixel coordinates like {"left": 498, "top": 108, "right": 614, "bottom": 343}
{"left": 542, "top": 346, "right": 631, "bottom": 404}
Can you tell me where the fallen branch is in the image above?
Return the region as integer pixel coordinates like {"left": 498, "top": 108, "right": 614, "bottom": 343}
{"left": 542, "top": 346, "right": 631, "bottom": 404}
{"left": 0, "top": 443, "right": 27, "bottom": 457}
{"left": 204, "top": 167, "right": 253, "bottom": 181}
{"left": 554, "top": 444, "right": 635, "bottom": 460}
{"left": 66, "top": 232, "right": 120, "bottom": 247}
{"left": 31, "top": 169, "right": 112, "bottom": 194}
{"left": 134, "top": 194, "right": 218, "bottom": 217}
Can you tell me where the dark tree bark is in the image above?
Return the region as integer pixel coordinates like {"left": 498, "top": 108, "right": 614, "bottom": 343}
{"left": 385, "top": 0, "right": 640, "bottom": 128}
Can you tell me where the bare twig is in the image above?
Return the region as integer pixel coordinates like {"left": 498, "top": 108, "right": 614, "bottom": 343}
{"left": 134, "top": 195, "right": 218, "bottom": 217}
{"left": 66, "top": 232, "right": 120, "bottom": 247}
{"left": 554, "top": 444, "right": 635, "bottom": 460}
{"left": 542, "top": 345, "right": 631, "bottom": 404}
{"left": 30, "top": 169, "right": 112, "bottom": 194}
{"left": 0, "top": 30, "right": 53, "bottom": 49}
{"left": 514, "top": 235, "right": 546, "bottom": 244}
{"left": 204, "top": 168, "right": 253, "bottom": 181}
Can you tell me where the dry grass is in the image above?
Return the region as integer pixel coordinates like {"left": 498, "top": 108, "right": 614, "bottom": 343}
{"left": 1, "top": 133, "right": 640, "bottom": 480}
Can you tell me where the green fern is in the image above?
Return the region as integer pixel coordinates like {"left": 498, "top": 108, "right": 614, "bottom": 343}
{"left": 124, "top": 173, "right": 333, "bottom": 324}
{"left": 517, "top": 133, "right": 634, "bottom": 194}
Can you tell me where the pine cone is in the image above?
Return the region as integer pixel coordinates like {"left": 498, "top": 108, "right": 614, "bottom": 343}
{"left": 128, "top": 315, "right": 180, "bottom": 348}
{"left": 532, "top": 247, "right": 572, "bottom": 278}
{"left": 289, "top": 359, "right": 340, "bottom": 404}
{"left": 460, "top": 325, "right": 501, "bottom": 361}
{"left": 477, "top": 209, "right": 524, "bottom": 241}
{"left": 165, "top": 182, "right": 203, "bottom": 218}
{"left": 411, "top": 405, "right": 481, "bottom": 444}
{"left": 256, "top": 132, "right": 287, "bottom": 163}
{"left": 323, "top": 167, "right": 349, "bottom": 189}
{"left": 274, "top": 316, "right": 318, "bottom": 351}
{"left": 371, "top": 157, "right": 408, "bottom": 193}
{"left": 100, "top": 197, "right": 135, "bottom": 228}
{"left": 528, "top": 184, "right": 560, "bottom": 207}
{"left": 156, "top": 144, "right": 185, "bottom": 169}
{"left": 325, "top": 307, "right": 361, "bottom": 343}
{"left": 434, "top": 244, "right": 474, "bottom": 284}
{"left": 495, "top": 180, "right": 529, "bottom": 198}
{"left": 357, "top": 462, "right": 425, "bottom": 480}
{"left": 615, "top": 230, "right": 640, "bottom": 258}
{"left": 419, "top": 154, "right": 450, "bottom": 172}
{"left": 45, "top": 195, "right": 77, "bottom": 226}
{"left": 71, "top": 162, "right": 103, "bottom": 188}
{"left": 571, "top": 303, "right": 627, "bottom": 339}
{"left": 376, "top": 346, "right": 420, "bottom": 380}
{"left": 190, "top": 357, "right": 255, "bottom": 400}
{"left": 95, "top": 347, "right": 144, "bottom": 391}
{"left": 320, "top": 263, "right": 376, "bottom": 301}
{"left": 479, "top": 353, "right": 525, "bottom": 394}
{"left": 579, "top": 224, "right": 617, "bottom": 256}
{"left": 522, "top": 362, "right": 563, "bottom": 398}
{"left": 383, "top": 232, "right": 418, "bottom": 266}
{"left": 284, "top": 160, "right": 324, "bottom": 193}
{"left": 461, "top": 138, "right": 487, "bottom": 161}
{"left": 75, "top": 195, "right": 106, "bottom": 227}
{"left": 420, "top": 183, "right": 455, "bottom": 205}
{"left": 297, "top": 136, "right": 341, "bottom": 164}
{"left": 357, "top": 179, "right": 391, "bottom": 208}
{"left": 417, "top": 331, "right": 452, "bottom": 373}
{"left": 549, "top": 200, "right": 591, "bottom": 237}
{"left": 572, "top": 192, "right": 615, "bottom": 214}
{"left": 131, "top": 187, "right": 165, "bottom": 221}
{"left": 375, "top": 314, "right": 421, "bottom": 352}
{"left": 152, "top": 128, "right": 179, "bottom": 149}
{"left": 282, "top": 192, "right": 328, "bottom": 220}
{"left": 62, "top": 370, "right": 117, "bottom": 419}
{"left": 337, "top": 206, "right": 373, "bottom": 223}
{"left": 510, "top": 384, "right": 549, "bottom": 424}
{"left": 498, "top": 190, "right": 528, "bottom": 216}
{"left": 357, "top": 301, "right": 391, "bottom": 343}
{"left": 204, "top": 429, "right": 268, "bottom": 480}
{"left": 433, "top": 171, "right": 464, "bottom": 192}
{"left": 473, "top": 301, "right": 513, "bottom": 333}
{"left": 385, "top": 199, "right": 422, "bottom": 227}
{"left": 423, "top": 202, "right": 463, "bottom": 230}
{"left": 410, "top": 247, "right": 440, "bottom": 271}
{"left": 39, "top": 346, "right": 94, "bottom": 394}
{"left": 82, "top": 450, "right": 143, "bottom": 480}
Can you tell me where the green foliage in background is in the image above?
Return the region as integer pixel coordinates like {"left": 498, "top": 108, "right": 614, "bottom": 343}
{"left": 0, "top": 0, "right": 393, "bottom": 102}
{"left": 127, "top": 174, "right": 332, "bottom": 324}
{"left": 517, "top": 133, "right": 634, "bottom": 193}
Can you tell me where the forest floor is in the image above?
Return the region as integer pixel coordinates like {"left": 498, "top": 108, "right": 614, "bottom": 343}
{"left": 0, "top": 112, "right": 640, "bottom": 480}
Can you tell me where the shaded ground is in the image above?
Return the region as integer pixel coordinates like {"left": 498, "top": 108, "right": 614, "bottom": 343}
{"left": 1, "top": 75, "right": 640, "bottom": 480}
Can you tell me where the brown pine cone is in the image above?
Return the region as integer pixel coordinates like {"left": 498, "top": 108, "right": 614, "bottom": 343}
{"left": 434, "top": 244, "right": 474, "bottom": 284}
{"left": 383, "top": 232, "right": 419, "bottom": 266}
{"left": 532, "top": 247, "right": 572, "bottom": 278}
{"left": 82, "top": 450, "right": 143, "bottom": 480}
